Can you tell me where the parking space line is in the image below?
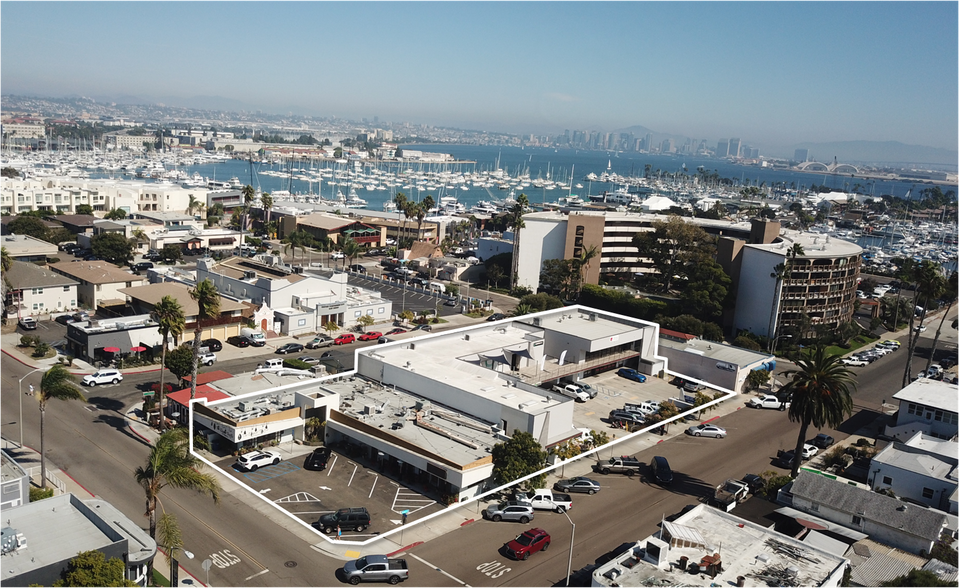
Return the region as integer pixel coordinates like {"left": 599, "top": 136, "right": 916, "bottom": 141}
{"left": 326, "top": 454, "right": 338, "bottom": 474}
{"left": 407, "top": 553, "right": 470, "bottom": 587}
{"left": 347, "top": 463, "right": 358, "bottom": 486}
{"left": 369, "top": 475, "right": 378, "bottom": 498}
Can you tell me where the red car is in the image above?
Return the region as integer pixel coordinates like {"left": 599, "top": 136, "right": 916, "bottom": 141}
{"left": 385, "top": 328, "right": 407, "bottom": 335}
{"left": 358, "top": 331, "right": 383, "bottom": 342}
{"left": 333, "top": 334, "right": 356, "bottom": 345}
{"left": 505, "top": 528, "right": 550, "bottom": 561}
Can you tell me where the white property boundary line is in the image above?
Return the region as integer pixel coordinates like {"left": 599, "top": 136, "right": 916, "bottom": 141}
{"left": 186, "top": 305, "right": 743, "bottom": 547}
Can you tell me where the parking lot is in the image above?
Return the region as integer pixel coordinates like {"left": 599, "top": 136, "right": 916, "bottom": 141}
{"left": 563, "top": 369, "right": 710, "bottom": 435}
{"left": 216, "top": 447, "right": 445, "bottom": 540}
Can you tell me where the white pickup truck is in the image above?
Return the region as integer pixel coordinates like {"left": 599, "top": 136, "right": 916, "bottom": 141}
{"left": 746, "top": 394, "right": 790, "bottom": 411}
{"left": 516, "top": 489, "right": 573, "bottom": 513}
{"left": 552, "top": 384, "right": 589, "bottom": 402}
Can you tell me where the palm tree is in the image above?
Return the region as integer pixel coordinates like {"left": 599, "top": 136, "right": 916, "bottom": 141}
{"left": 394, "top": 192, "right": 408, "bottom": 243}
{"left": 151, "top": 295, "right": 185, "bottom": 432}
{"left": 925, "top": 272, "right": 958, "bottom": 375}
{"left": 260, "top": 192, "right": 274, "bottom": 226}
{"left": 1, "top": 246, "right": 12, "bottom": 272}
{"left": 38, "top": 365, "right": 86, "bottom": 488}
{"left": 780, "top": 346, "right": 856, "bottom": 477}
{"left": 341, "top": 237, "right": 362, "bottom": 268}
{"left": 903, "top": 260, "right": 946, "bottom": 386}
{"left": 507, "top": 194, "right": 529, "bottom": 290}
{"left": 511, "top": 303, "right": 534, "bottom": 317}
{"left": 283, "top": 230, "right": 313, "bottom": 262}
{"left": 134, "top": 428, "right": 221, "bottom": 579}
{"left": 574, "top": 244, "right": 599, "bottom": 293}
{"left": 768, "top": 243, "right": 805, "bottom": 352}
{"left": 402, "top": 201, "right": 417, "bottom": 246}
{"left": 189, "top": 279, "right": 221, "bottom": 399}
{"left": 185, "top": 194, "right": 205, "bottom": 218}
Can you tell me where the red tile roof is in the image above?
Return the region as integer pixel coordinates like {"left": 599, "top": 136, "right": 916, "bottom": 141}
{"left": 166, "top": 385, "right": 230, "bottom": 407}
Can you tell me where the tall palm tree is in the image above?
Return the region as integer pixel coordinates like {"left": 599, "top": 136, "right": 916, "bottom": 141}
{"left": 134, "top": 428, "right": 221, "bottom": 579}
{"left": 260, "top": 192, "right": 274, "bottom": 227}
{"left": 402, "top": 201, "right": 417, "bottom": 246}
{"left": 890, "top": 257, "right": 916, "bottom": 331}
{"left": 151, "top": 295, "right": 185, "bottom": 433}
{"left": 903, "top": 260, "right": 946, "bottom": 386}
{"left": 189, "top": 279, "right": 221, "bottom": 399}
{"left": 1, "top": 246, "right": 12, "bottom": 272}
{"left": 341, "top": 237, "right": 362, "bottom": 268}
{"left": 394, "top": 192, "right": 408, "bottom": 243}
{"left": 574, "top": 244, "right": 599, "bottom": 293}
{"left": 508, "top": 194, "right": 530, "bottom": 290}
{"left": 38, "top": 365, "right": 86, "bottom": 488}
{"left": 925, "top": 272, "right": 958, "bottom": 375}
{"left": 780, "top": 346, "right": 856, "bottom": 477}
{"left": 768, "top": 243, "right": 805, "bottom": 352}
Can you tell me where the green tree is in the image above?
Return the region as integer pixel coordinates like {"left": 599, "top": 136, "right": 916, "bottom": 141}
{"left": 733, "top": 335, "right": 761, "bottom": 351}
{"left": 491, "top": 430, "right": 547, "bottom": 490}
{"left": 189, "top": 279, "right": 220, "bottom": 399}
{"left": 746, "top": 369, "right": 770, "bottom": 391}
{"left": 925, "top": 272, "right": 958, "bottom": 375}
{"left": 903, "top": 260, "right": 946, "bottom": 386}
{"left": 8, "top": 215, "right": 48, "bottom": 240}
{"left": 1, "top": 247, "right": 12, "bottom": 272}
{"left": 90, "top": 232, "right": 134, "bottom": 265}
{"left": 1, "top": 166, "right": 20, "bottom": 178}
{"left": 164, "top": 344, "right": 194, "bottom": 381}
{"left": 283, "top": 230, "right": 314, "bottom": 261}
{"left": 485, "top": 263, "right": 505, "bottom": 289}
{"left": 357, "top": 314, "right": 375, "bottom": 329}
{"left": 103, "top": 208, "right": 127, "bottom": 220}
{"left": 75, "top": 204, "right": 94, "bottom": 215}
{"left": 42, "top": 227, "right": 76, "bottom": 246}
{"left": 517, "top": 292, "right": 564, "bottom": 312}
{"left": 341, "top": 237, "right": 362, "bottom": 267}
{"left": 260, "top": 192, "right": 274, "bottom": 226}
{"left": 681, "top": 258, "right": 732, "bottom": 320}
{"left": 53, "top": 550, "right": 136, "bottom": 587}
{"left": 323, "top": 321, "right": 340, "bottom": 336}
{"left": 37, "top": 365, "right": 86, "bottom": 488}
{"left": 780, "top": 346, "right": 856, "bottom": 477}
{"left": 511, "top": 303, "right": 534, "bottom": 317}
{"left": 880, "top": 569, "right": 954, "bottom": 587}
{"left": 506, "top": 193, "right": 529, "bottom": 289}
{"left": 134, "top": 428, "right": 221, "bottom": 580}
{"left": 185, "top": 194, "right": 205, "bottom": 218}
{"left": 631, "top": 216, "right": 715, "bottom": 292}
{"left": 151, "top": 295, "right": 185, "bottom": 433}
{"left": 160, "top": 244, "right": 183, "bottom": 264}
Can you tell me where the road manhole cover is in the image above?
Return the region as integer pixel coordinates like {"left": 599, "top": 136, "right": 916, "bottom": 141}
{"left": 85, "top": 405, "right": 98, "bottom": 412}
{"left": 284, "top": 561, "right": 297, "bottom": 568}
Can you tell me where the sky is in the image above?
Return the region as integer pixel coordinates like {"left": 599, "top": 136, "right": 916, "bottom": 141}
{"left": 2, "top": 2, "right": 957, "bottom": 152}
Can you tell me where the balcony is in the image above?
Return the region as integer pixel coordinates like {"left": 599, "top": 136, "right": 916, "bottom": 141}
{"left": 514, "top": 347, "right": 641, "bottom": 386}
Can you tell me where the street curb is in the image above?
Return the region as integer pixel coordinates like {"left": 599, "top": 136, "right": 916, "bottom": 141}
{"left": 59, "top": 469, "right": 96, "bottom": 498}
{"left": 387, "top": 542, "right": 423, "bottom": 557}
{"left": 128, "top": 424, "right": 153, "bottom": 444}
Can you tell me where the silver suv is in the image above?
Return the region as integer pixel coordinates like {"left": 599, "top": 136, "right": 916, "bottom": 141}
{"left": 199, "top": 352, "right": 217, "bottom": 366}
{"left": 483, "top": 501, "right": 534, "bottom": 523}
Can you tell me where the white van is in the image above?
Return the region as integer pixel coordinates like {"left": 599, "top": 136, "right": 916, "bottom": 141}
{"left": 240, "top": 327, "right": 267, "bottom": 346}
{"left": 259, "top": 358, "right": 284, "bottom": 369}
{"left": 428, "top": 282, "right": 446, "bottom": 294}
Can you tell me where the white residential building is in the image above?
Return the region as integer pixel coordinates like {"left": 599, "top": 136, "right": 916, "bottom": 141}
{"left": 49, "top": 260, "right": 146, "bottom": 310}
{"left": 0, "top": 177, "right": 210, "bottom": 215}
{"left": 885, "top": 378, "right": 959, "bottom": 440}
{"left": 3, "top": 260, "right": 80, "bottom": 319}
{"left": 871, "top": 432, "right": 958, "bottom": 514}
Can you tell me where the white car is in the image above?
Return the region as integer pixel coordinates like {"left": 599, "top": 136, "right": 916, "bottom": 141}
{"left": 330, "top": 251, "right": 345, "bottom": 260}
{"left": 914, "top": 324, "right": 927, "bottom": 333}
{"left": 842, "top": 358, "right": 869, "bottom": 367}
{"left": 199, "top": 352, "right": 217, "bottom": 366}
{"left": 686, "top": 424, "right": 727, "bottom": 438}
{"left": 869, "top": 346, "right": 893, "bottom": 356}
{"left": 81, "top": 369, "right": 123, "bottom": 386}
{"left": 801, "top": 444, "right": 819, "bottom": 459}
{"left": 235, "top": 449, "right": 282, "bottom": 472}
{"left": 747, "top": 394, "right": 789, "bottom": 410}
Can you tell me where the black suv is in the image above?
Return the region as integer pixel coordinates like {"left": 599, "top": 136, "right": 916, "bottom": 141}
{"left": 201, "top": 338, "right": 223, "bottom": 352}
{"left": 227, "top": 335, "right": 251, "bottom": 348}
{"left": 650, "top": 456, "right": 673, "bottom": 485}
{"left": 316, "top": 507, "right": 370, "bottom": 534}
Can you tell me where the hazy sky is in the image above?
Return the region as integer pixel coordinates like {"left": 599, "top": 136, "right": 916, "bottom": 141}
{"left": 2, "top": 2, "right": 956, "bottom": 151}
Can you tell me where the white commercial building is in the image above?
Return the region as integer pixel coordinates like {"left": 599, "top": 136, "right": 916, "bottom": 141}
{"left": 0, "top": 177, "right": 210, "bottom": 215}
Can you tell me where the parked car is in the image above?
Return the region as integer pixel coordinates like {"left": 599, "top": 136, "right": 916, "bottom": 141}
{"left": 341, "top": 555, "right": 409, "bottom": 585}
{"left": 132, "top": 261, "right": 154, "bottom": 272}
{"left": 18, "top": 317, "right": 38, "bottom": 330}
{"left": 410, "top": 324, "right": 432, "bottom": 332}
{"left": 649, "top": 456, "right": 673, "bottom": 485}
{"left": 385, "top": 328, "right": 407, "bottom": 335}
{"left": 198, "top": 352, "right": 217, "bottom": 366}
{"left": 914, "top": 324, "right": 927, "bottom": 332}
{"left": 235, "top": 449, "right": 281, "bottom": 472}
{"left": 304, "top": 447, "right": 331, "bottom": 471}
{"left": 296, "top": 356, "right": 321, "bottom": 366}
{"left": 616, "top": 368, "right": 647, "bottom": 383}
{"left": 201, "top": 338, "right": 223, "bottom": 352}
{"left": 319, "top": 351, "right": 334, "bottom": 359}
{"left": 608, "top": 409, "right": 645, "bottom": 426}
{"left": 505, "top": 528, "right": 551, "bottom": 561}
{"left": 443, "top": 298, "right": 458, "bottom": 306}
{"left": 483, "top": 501, "right": 534, "bottom": 523}
{"left": 686, "top": 424, "right": 727, "bottom": 438}
{"left": 486, "top": 313, "right": 506, "bottom": 322}
{"left": 317, "top": 507, "right": 370, "bottom": 534}
{"left": 358, "top": 331, "right": 383, "bottom": 342}
{"left": 227, "top": 335, "right": 251, "bottom": 348}
{"left": 348, "top": 264, "right": 366, "bottom": 273}
{"left": 409, "top": 277, "right": 429, "bottom": 286}
{"left": 276, "top": 343, "right": 305, "bottom": 355}
{"left": 330, "top": 251, "right": 345, "bottom": 260}
{"left": 54, "top": 314, "right": 75, "bottom": 325}
{"left": 334, "top": 334, "right": 356, "bottom": 345}
{"left": 809, "top": 434, "right": 835, "bottom": 449}
{"left": 81, "top": 369, "right": 123, "bottom": 386}
{"left": 306, "top": 336, "right": 334, "bottom": 349}
{"left": 741, "top": 473, "right": 765, "bottom": 494}
{"left": 801, "top": 443, "right": 819, "bottom": 459}
{"left": 747, "top": 394, "right": 790, "bottom": 410}
{"left": 553, "top": 477, "right": 601, "bottom": 495}
{"left": 842, "top": 358, "right": 869, "bottom": 367}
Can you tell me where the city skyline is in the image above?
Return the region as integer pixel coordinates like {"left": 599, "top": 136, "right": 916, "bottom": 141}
{"left": 2, "top": 2, "right": 956, "bottom": 153}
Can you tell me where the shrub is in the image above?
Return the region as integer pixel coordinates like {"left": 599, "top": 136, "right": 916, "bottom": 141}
{"left": 283, "top": 358, "right": 313, "bottom": 370}
{"left": 32, "top": 342, "right": 51, "bottom": 357}
{"left": 855, "top": 438, "right": 872, "bottom": 447}
{"left": 30, "top": 486, "right": 55, "bottom": 502}
{"left": 150, "top": 382, "right": 174, "bottom": 394}
{"left": 19, "top": 335, "right": 38, "bottom": 348}
{"left": 759, "top": 470, "right": 793, "bottom": 498}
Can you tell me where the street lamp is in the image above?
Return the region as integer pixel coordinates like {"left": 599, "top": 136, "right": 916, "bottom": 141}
{"left": 769, "top": 333, "right": 792, "bottom": 355}
{"left": 559, "top": 508, "right": 575, "bottom": 586}
{"left": 18, "top": 367, "right": 44, "bottom": 448}
{"left": 157, "top": 543, "right": 194, "bottom": 587}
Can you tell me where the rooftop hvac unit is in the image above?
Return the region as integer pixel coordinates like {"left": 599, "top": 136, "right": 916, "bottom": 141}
{"left": 238, "top": 401, "right": 251, "bottom": 412}
{"left": 243, "top": 270, "right": 256, "bottom": 280}
{"left": 292, "top": 265, "right": 303, "bottom": 274}
{"left": 1, "top": 527, "right": 27, "bottom": 555}
{"left": 364, "top": 404, "right": 377, "bottom": 415}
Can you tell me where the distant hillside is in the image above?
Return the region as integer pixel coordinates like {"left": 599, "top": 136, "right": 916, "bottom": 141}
{"left": 791, "top": 141, "right": 957, "bottom": 168}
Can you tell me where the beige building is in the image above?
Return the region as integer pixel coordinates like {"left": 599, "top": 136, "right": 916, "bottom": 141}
{"left": 49, "top": 261, "right": 147, "bottom": 311}
{"left": 119, "top": 282, "right": 248, "bottom": 342}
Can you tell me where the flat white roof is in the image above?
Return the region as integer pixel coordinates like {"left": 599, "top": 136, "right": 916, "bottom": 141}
{"left": 893, "top": 378, "right": 959, "bottom": 414}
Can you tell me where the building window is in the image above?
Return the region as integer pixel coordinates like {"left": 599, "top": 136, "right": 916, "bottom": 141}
{"left": 63, "top": 286, "right": 70, "bottom": 292}
{"left": 367, "top": 309, "right": 373, "bottom": 315}
{"left": 809, "top": 503, "right": 819, "bottom": 512}
{"left": 378, "top": 307, "right": 385, "bottom": 314}
{"left": 907, "top": 403, "right": 921, "bottom": 416}
{"left": 297, "top": 318, "right": 307, "bottom": 327}
{"left": 32, "top": 288, "right": 43, "bottom": 295}
{"left": 882, "top": 476, "right": 893, "bottom": 485}
{"left": 354, "top": 311, "right": 361, "bottom": 317}
{"left": 852, "top": 515, "right": 862, "bottom": 526}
